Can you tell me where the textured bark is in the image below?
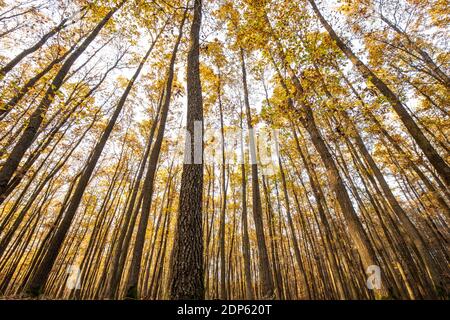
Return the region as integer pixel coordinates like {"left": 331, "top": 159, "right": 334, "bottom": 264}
{"left": 169, "top": 0, "right": 204, "bottom": 300}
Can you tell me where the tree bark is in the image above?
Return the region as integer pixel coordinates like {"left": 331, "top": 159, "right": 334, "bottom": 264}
{"left": 169, "top": 0, "right": 204, "bottom": 300}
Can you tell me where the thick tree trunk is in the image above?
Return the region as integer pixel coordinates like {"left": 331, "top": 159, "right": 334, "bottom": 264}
{"left": 169, "top": 0, "right": 204, "bottom": 300}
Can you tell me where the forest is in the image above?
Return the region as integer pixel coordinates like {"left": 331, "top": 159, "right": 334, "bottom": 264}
{"left": 0, "top": 0, "right": 448, "bottom": 300}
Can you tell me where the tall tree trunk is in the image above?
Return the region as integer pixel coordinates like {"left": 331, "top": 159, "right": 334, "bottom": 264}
{"left": 277, "top": 153, "right": 310, "bottom": 299}
{"left": 217, "top": 71, "right": 228, "bottom": 299}
{"left": 169, "top": 0, "right": 204, "bottom": 300}
{"left": 290, "top": 126, "right": 349, "bottom": 299}
{"left": 268, "top": 40, "right": 389, "bottom": 298}
{"left": 104, "top": 74, "right": 166, "bottom": 299}
{"left": 239, "top": 108, "right": 254, "bottom": 300}
{"left": 240, "top": 47, "right": 275, "bottom": 299}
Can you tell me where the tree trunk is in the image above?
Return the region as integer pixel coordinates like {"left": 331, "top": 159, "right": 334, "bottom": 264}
{"left": 169, "top": 0, "right": 204, "bottom": 300}
{"left": 240, "top": 47, "right": 275, "bottom": 299}
{"left": 239, "top": 109, "right": 254, "bottom": 300}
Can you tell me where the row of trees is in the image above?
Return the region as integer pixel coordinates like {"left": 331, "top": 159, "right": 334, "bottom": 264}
{"left": 0, "top": 0, "right": 448, "bottom": 299}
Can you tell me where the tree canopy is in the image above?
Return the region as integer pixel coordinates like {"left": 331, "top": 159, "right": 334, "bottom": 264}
{"left": 0, "top": 0, "right": 448, "bottom": 300}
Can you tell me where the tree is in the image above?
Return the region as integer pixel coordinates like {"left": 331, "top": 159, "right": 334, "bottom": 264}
{"left": 169, "top": 0, "right": 204, "bottom": 300}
